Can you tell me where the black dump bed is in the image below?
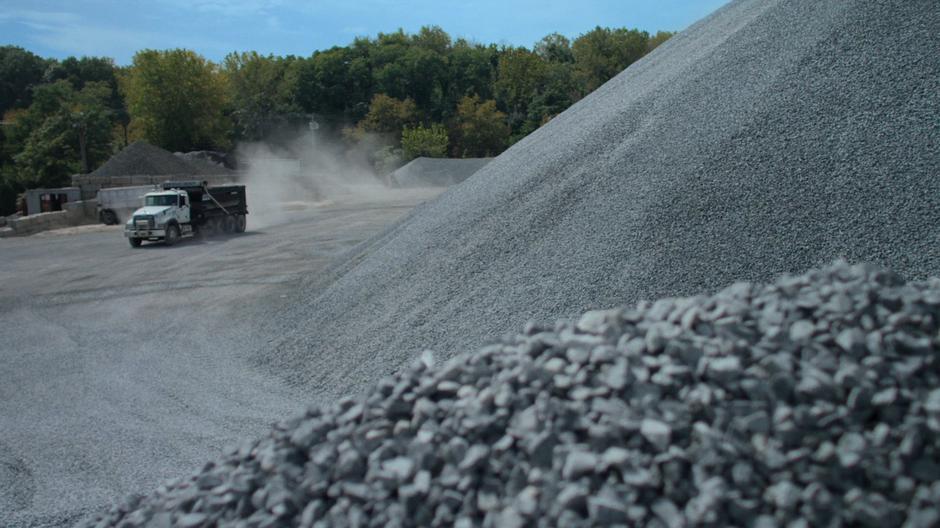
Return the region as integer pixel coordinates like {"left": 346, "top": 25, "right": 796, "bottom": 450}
{"left": 162, "top": 181, "right": 247, "bottom": 221}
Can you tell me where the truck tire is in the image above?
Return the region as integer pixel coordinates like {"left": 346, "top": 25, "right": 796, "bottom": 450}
{"left": 165, "top": 224, "right": 180, "bottom": 246}
{"left": 235, "top": 214, "right": 246, "bottom": 233}
{"left": 222, "top": 216, "right": 237, "bottom": 234}
{"left": 128, "top": 237, "right": 142, "bottom": 248}
{"left": 99, "top": 209, "right": 118, "bottom": 225}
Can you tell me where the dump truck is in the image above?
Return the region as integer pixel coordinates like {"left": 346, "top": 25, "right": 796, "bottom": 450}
{"left": 125, "top": 181, "right": 247, "bottom": 247}
{"left": 97, "top": 185, "right": 155, "bottom": 225}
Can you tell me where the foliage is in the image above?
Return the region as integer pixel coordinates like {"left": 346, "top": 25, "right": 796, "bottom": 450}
{"left": 295, "top": 45, "right": 372, "bottom": 126}
{"left": 223, "top": 51, "right": 304, "bottom": 141}
{"left": 572, "top": 27, "right": 651, "bottom": 92}
{"left": 357, "top": 94, "right": 418, "bottom": 137}
{"left": 453, "top": 95, "right": 508, "bottom": 157}
{"left": 44, "top": 55, "right": 129, "bottom": 145}
{"left": 534, "top": 33, "right": 574, "bottom": 63}
{"left": 0, "top": 46, "right": 49, "bottom": 116}
{"left": 648, "top": 31, "right": 676, "bottom": 53}
{"left": 12, "top": 80, "right": 113, "bottom": 188}
{"left": 401, "top": 123, "right": 448, "bottom": 160}
{"left": 495, "top": 48, "right": 548, "bottom": 118}
{"left": 526, "top": 62, "right": 579, "bottom": 127}
{"left": 123, "top": 49, "right": 230, "bottom": 152}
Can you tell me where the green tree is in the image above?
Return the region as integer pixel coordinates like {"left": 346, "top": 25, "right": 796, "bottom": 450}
{"left": 295, "top": 44, "right": 372, "bottom": 125}
{"left": 357, "top": 94, "right": 417, "bottom": 137}
{"left": 647, "top": 31, "right": 675, "bottom": 53}
{"left": 403, "top": 46, "right": 448, "bottom": 114}
{"left": 495, "top": 48, "right": 547, "bottom": 113}
{"left": 527, "top": 62, "right": 579, "bottom": 127}
{"left": 572, "top": 27, "right": 650, "bottom": 93}
{"left": 371, "top": 30, "right": 412, "bottom": 100}
{"left": 224, "top": 51, "right": 304, "bottom": 141}
{"left": 412, "top": 26, "right": 452, "bottom": 55}
{"left": 43, "top": 56, "right": 129, "bottom": 146}
{"left": 401, "top": 123, "right": 448, "bottom": 160}
{"left": 534, "top": 33, "right": 574, "bottom": 63}
{"left": 453, "top": 95, "right": 508, "bottom": 157}
{"left": 123, "top": 49, "right": 230, "bottom": 151}
{"left": 12, "top": 80, "right": 113, "bottom": 186}
{"left": 446, "top": 40, "right": 498, "bottom": 111}
{"left": 0, "top": 46, "right": 49, "bottom": 116}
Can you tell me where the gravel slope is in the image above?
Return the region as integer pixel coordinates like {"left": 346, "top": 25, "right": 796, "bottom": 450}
{"left": 270, "top": 0, "right": 940, "bottom": 400}
{"left": 389, "top": 158, "right": 492, "bottom": 188}
{"left": 81, "top": 262, "right": 940, "bottom": 527}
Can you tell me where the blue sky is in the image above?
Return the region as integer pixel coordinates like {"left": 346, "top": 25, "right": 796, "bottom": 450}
{"left": 1, "top": 0, "right": 730, "bottom": 65}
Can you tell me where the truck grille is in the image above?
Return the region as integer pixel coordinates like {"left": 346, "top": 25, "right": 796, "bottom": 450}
{"left": 133, "top": 215, "right": 154, "bottom": 229}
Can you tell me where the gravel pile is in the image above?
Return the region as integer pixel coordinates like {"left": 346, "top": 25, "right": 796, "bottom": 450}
{"left": 269, "top": 0, "right": 940, "bottom": 401}
{"left": 81, "top": 262, "right": 940, "bottom": 527}
{"left": 389, "top": 158, "right": 492, "bottom": 188}
{"left": 92, "top": 141, "right": 230, "bottom": 177}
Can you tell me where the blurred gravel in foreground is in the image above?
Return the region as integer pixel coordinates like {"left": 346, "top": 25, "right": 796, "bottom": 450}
{"left": 82, "top": 262, "right": 940, "bottom": 527}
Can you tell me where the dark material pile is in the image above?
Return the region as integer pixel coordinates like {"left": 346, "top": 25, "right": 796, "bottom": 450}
{"left": 91, "top": 141, "right": 230, "bottom": 177}
{"left": 389, "top": 158, "right": 492, "bottom": 188}
{"left": 82, "top": 263, "right": 940, "bottom": 527}
{"left": 270, "top": 0, "right": 940, "bottom": 403}
{"left": 176, "top": 150, "right": 237, "bottom": 171}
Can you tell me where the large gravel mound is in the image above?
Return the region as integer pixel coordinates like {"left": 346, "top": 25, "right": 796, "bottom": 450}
{"left": 389, "top": 158, "right": 492, "bottom": 188}
{"left": 271, "top": 0, "right": 940, "bottom": 399}
{"left": 81, "top": 262, "right": 940, "bottom": 527}
{"left": 92, "top": 141, "right": 230, "bottom": 177}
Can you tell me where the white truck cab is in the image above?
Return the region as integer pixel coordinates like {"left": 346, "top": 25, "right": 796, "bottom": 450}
{"left": 125, "top": 190, "right": 193, "bottom": 246}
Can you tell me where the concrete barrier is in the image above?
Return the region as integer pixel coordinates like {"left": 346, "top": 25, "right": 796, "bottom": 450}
{"left": 2, "top": 199, "right": 98, "bottom": 236}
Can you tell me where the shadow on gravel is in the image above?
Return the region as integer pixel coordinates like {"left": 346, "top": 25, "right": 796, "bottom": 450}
{"left": 133, "top": 231, "right": 265, "bottom": 249}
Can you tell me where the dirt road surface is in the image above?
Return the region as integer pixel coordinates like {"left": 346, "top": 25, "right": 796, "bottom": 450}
{"left": 0, "top": 188, "right": 443, "bottom": 527}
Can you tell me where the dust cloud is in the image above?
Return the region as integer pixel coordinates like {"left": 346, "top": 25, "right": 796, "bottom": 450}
{"left": 236, "top": 131, "right": 396, "bottom": 229}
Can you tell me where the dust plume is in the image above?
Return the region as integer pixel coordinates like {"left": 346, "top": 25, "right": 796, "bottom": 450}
{"left": 236, "top": 131, "right": 396, "bottom": 229}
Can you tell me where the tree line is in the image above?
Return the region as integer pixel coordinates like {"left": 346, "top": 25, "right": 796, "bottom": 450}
{"left": 0, "top": 26, "right": 672, "bottom": 215}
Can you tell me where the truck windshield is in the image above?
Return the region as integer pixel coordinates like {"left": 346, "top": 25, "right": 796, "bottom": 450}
{"left": 145, "top": 195, "right": 177, "bottom": 207}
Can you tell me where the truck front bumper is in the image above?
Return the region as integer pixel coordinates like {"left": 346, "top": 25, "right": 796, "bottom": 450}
{"left": 125, "top": 228, "right": 165, "bottom": 239}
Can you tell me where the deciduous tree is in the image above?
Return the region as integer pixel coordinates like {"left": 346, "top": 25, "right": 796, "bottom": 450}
{"left": 453, "top": 95, "right": 508, "bottom": 157}
{"left": 357, "top": 94, "right": 417, "bottom": 138}
{"left": 123, "top": 49, "right": 230, "bottom": 151}
{"left": 401, "top": 123, "right": 448, "bottom": 160}
{"left": 13, "top": 80, "right": 112, "bottom": 186}
{"left": 224, "top": 51, "right": 304, "bottom": 141}
{"left": 572, "top": 27, "right": 650, "bottom": 93}
{"left": 0, "top": 46, "right": 49, "bottom": 116}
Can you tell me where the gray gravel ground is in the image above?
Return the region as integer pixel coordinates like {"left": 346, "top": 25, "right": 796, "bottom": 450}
{"left": 389, "top": 158, "right": 492, "bottom": 188}
{"left": 271, "top": 0, "right": 940, "bottom": 402}
{"left": 79, "top": 262, "right": 940, "bottom": 527}
{"left": 0, "top": 189, "right": 442, "bottom": 527}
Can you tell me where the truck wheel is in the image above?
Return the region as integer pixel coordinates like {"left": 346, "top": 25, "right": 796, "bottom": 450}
{"left": 222, "top": 216, "right": 236, "bottom": 234}
{"left": 165, "top": 224, "right": 180, "bottom": 246}
{"left": 235, "top": 214, "right": 246, "bottom": 233}
{"left": 99, "top": 209, "right": 117, "bottom": 225}
{"left": 128, "top": 238, "right": 142, "bottom": 248}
